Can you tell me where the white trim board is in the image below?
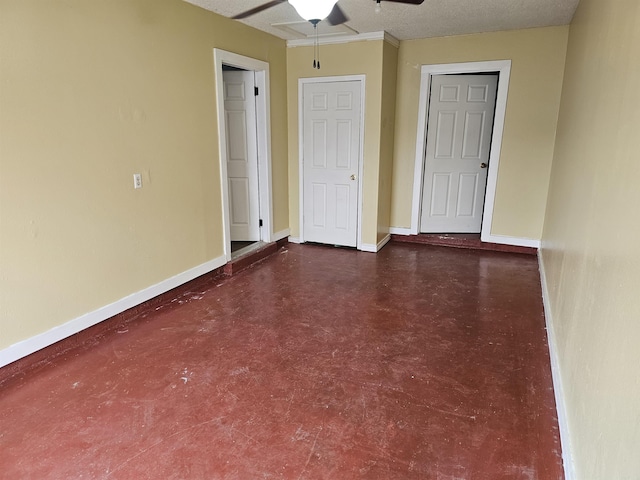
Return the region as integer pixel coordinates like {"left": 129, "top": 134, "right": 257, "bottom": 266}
{"left": 360, "top": 234, "right": 391, "bottom": 253}
{"left": 297, "top": 75, "right": 366, "bottom": 251}
{"left": 273, "top": 228, "right": 291, "bottom": 242}
{"left": 213, "top": 49, "right": 274, "bottom": 262}
{"left": 388, "top": 227, "right": 539, "bottom": 249}
{"left": 0, "top": 255, "right": 227, "bottom": 369}
{"left": 287, "top": 31, "right": 399, "bottom": 48}
{"left": 483, "top": 234, "right": 540, "bottom": 249}
{"left": 389, "top": 226, "right": 412, "bottom": 235}
{"left": 410, "top": 60, "right": 512, "bottom": 243}
{"left": 538, "top": 251, "right": 576, "bottom": 480}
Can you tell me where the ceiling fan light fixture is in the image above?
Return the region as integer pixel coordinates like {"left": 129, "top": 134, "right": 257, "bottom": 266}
{"left": 288, "top": 0, "right": 339, "bottom": 21}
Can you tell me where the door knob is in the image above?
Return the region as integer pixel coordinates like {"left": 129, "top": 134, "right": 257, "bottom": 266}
{"left": 480, "top": 163, "right": 488, "bottom": 169}
{"left": 350, "top": 174, "right": 356, "bottom": 180}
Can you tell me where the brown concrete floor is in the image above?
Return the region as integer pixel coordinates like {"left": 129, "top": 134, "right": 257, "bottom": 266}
{"left": 0, "top": 243, "right": 563, "bottom": 479}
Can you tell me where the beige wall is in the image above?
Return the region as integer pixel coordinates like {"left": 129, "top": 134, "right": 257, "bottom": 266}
{"left": 391, "top": 27, "right": 568, "bottom": 240}
{"left": 377, "top": 41, "right": 398, "bottom": 243}
{"left": 286, "top": 40, "right": 385, "bottom": 246}
{"left": 540, "top": 0, "right": 640, "bottom": 477}
{"left": 0, "top": 0, "right": 288, "bottom": 351}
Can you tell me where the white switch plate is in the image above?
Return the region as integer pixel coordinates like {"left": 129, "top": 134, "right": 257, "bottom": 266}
{"left": 133, "top": 173, "right": 142, "bottom": 189}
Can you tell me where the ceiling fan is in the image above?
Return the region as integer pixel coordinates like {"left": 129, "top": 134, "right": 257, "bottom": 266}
{"left": 233, "top": 0, "right": 424, "bottom": 69}
{"left": 233, "top": 0, "right": 425, "bottom": 26}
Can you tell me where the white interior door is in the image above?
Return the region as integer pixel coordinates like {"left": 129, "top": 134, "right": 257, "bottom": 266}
{"left": 302, "top": 80, "right": 361, "bottom": 247}
{"left": 223, "top": 69, "right": 260, "bottom": 242}
{"left": 420, "top": 74, "right": 498, "bottom": 233}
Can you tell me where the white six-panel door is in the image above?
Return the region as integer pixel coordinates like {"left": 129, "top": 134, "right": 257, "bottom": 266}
{"left": 420, "top": 74, "right": 498, "bottom": 233}
{"left": 302, "top": 81, "right": 361, "bottom": 247}
{"left": 223, "top": 70, "right": 260, "bottom": 242}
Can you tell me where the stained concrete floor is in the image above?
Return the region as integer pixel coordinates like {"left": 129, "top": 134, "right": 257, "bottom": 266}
{"left": 0, "top": 243, "right": 563, "bottom": 479}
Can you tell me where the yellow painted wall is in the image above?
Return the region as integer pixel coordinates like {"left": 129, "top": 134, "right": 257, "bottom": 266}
{"left": 0, "top": 0, "right": 288, "bottom": 351}
{"left": 286, "top": 40, "right": 384, "bottom": 246}
{"left": 391, "top": 27, "right": 568, "bottom": 240}
{"left": 540, "top": 0, "right": 640, "bottom": 477}
{"left": 377, "top": 41, "right": 398, "bottom": 244}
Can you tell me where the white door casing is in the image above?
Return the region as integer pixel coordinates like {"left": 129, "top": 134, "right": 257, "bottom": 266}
{"left": 420, "top": 74, "right": 498, "bottom": 233}
{"left": 213, "top": 49, "right": 274, "bottom": 262}
{"left": 301, "top": 79, "right": 363, "bottom": 247}
{"left": 407, "top": 61, "right": 539, "bottom": 248}
{"left": 223, "top": 70, "right": 260, "bottom": 242}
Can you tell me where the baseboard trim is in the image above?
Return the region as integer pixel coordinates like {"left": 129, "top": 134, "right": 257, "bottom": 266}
{"left": 0, "top": 254, "right": 227, "bottom": 370}
{"left": 538, "top": 250, "right": 576, "bottom": 480}
{"left": 360, "top": 234, "right": 391, "bottom": 253}
{"left": 273, "top": 228, "right": 290, "bottom": 242}
{"left": 481, "top": 233, "right": 540, "bottom": 249}
{"left": 287, "top": 236, "right": 302, "bottom": 244}
{"left": 389, "top": 227, "right": 413, "bottom": 235}
{"left": 377, "top": 234, "right": 391, "bottom": 251}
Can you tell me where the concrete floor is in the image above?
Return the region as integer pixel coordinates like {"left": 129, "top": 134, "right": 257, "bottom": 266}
{"left": 0, "top": 242, "right": 563, "bottom": 479}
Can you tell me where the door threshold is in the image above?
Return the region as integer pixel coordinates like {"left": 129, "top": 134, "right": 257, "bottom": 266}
{"left": 225, "top": 241, "right": 286, "bottom": 276}
{"left": 231, "top": 241, "right": 264, "bottom": 260}
{"left": 391, "top": 233, "right": 537, "bottom": 255}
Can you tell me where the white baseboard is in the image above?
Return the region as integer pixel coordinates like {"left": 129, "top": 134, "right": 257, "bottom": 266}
{"left": 391, "top": 228, "right": 539, "bottom": 249}
{"left": 273, "top": 228, "right": 290, "bottom": 242}
{"left": 359, "top": 243, "right": 377, "bottom": 252}
{"left": 377, "top": 234, "right": 391, "bottom": 251}
{"left": 389, "top": 226, "right": 413, "bottom": 235}
{"left": 538, "top": 250, "right": 575, "bottom": 480}
{"left": 481, "top": 233, "right": 540, "bottom": 249}
{"left": 0, "top": 254, "right": 227, "bottom": 369}
{"left": 360, "top": 234, "right": 391, "bottom": 253}
{"left": 287, "top": 236, "right": 302, "bottom": 244}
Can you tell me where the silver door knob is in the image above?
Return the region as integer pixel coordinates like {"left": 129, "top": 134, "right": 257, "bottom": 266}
{"left": 480, "top": 163, "right": 488, "bottom": 169}
{"left": 350, "top": 174, "right": 356, "bottom": 180}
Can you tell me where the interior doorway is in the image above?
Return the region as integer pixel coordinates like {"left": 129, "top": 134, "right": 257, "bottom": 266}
{"left": 420, "top": 73, "right": 499, "bottom": 233}
{"left": 410, "top": 60, "right": 513, "bottom": 245}
{"left": 214, "top": 49, "right": 274, "bottom": 262}
{"left": 298, "top": 76, "right": 365, "bottom": 249}
{"left": 222, "top": 66, "right": 260, "bottom": 254}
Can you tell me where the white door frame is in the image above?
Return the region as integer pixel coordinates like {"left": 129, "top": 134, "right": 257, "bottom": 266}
{"left": 214, "top": 49, "right": 273, "bottom": 262}
{"left": 298, "top": 75, "right": 366, "bottom": 250}
{"left": 411, "top": 60, "right": 512, "bottom": 244}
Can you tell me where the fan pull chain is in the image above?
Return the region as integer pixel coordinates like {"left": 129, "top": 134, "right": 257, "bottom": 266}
{"left": 316, "top": 24, "right": 321, "bottom": 69}
{"left": 311, "top": 20, "right": 320, "bottom": 70}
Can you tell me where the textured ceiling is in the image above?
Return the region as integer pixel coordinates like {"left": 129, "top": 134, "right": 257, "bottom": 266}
{"left": 184, "top": 0, "right": 580, "bottom": 41}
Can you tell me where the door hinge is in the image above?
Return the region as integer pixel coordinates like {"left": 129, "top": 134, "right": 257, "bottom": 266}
{"left": 254, "top": 86, "right": 259, "bottom": 96}
{"left": 259, "top": 219, "right": 263, "bottom": 227}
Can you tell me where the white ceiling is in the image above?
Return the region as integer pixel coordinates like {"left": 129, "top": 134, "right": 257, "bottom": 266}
{"left": 184, "top": 0, "right": 580, "bottom": 41}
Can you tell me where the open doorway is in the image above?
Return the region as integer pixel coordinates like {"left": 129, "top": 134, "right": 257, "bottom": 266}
{"left": 419, "top": 72, "right": 499, "bottom": 234}
{"left": 222, "top": 65, "right": 260, "bottom": 256}
{"left": 410, "top": 60, "right": 523, "bottom": 246}
{"left": 213, "top": 50, "right": 274, "bottom": 262}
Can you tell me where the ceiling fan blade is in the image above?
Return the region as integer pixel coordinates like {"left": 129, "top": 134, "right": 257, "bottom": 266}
{"left": 232, "top": 0, "right": 286, "bottom": 20}
{"left": 383, "top": 0, "right": 424, "bottom": 4}
{"left": 326, "top": 4, "right": 349, "bottom": 26}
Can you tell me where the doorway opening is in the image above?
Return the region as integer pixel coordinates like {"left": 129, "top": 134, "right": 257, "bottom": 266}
{"left": 298, "top": 75, "right": 366, "bottom": 250}
{"left": 214, "top": 49, "right": 274, "bottom": 262}
{"left": 420, "top": 72, "right": 499, "bottom": 234}
{"left": 222, "top": 64, "right": 260, "bottom": 257}
{"left": 410, "top": 60, "right": 513, "bottom": 245}
{"left": 231, "top": 240, "right": 258, "bottom": 255}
